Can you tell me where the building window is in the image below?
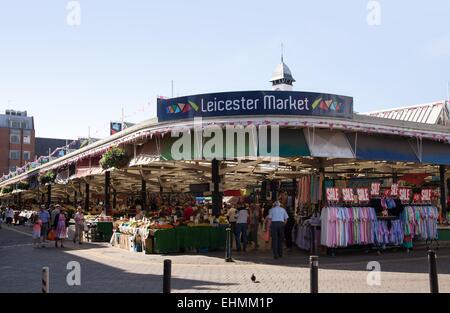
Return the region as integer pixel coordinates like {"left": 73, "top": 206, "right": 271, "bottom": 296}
{"left": 23, "top": 151, "right": 30, "bottom": 161}
{"left": 9, "top": 150, "right": 20, "bottom": 160}
{"left": 23, "top": 130, "right": 31, "bottom": 144}
{"left": 10, "top": 129, "right": 21, "bottom": 144}
{"left": 10, "top": 120, "right": 20, "bottom": 128}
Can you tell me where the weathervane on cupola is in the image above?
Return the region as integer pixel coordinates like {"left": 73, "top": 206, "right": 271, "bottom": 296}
{"left": 270, "top": 43, "right": 295, "bottom": 91}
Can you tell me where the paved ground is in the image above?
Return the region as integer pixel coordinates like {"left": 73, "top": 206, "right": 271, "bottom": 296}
{"left": 1, "top": 224, "right": 449, "bottom": 293}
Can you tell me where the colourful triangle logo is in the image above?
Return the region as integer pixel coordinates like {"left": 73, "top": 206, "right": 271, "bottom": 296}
{"left": 182, "top": 104, "right": 191, "bottom": 113}
{"left": 188, "top": 100, "right": 199, "bottom": 111}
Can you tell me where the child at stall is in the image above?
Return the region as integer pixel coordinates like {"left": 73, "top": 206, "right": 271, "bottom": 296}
{"left": 32, "top": 215, "right": 42, "bottom": 248}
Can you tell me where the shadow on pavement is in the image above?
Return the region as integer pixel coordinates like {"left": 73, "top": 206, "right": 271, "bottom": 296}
{"left": 0, "top": 227, "right": 237, "bottom": 293}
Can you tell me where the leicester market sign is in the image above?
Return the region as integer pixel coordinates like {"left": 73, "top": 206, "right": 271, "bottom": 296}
{"left": 157, "top": 90, "right": 353, "bottom": 122}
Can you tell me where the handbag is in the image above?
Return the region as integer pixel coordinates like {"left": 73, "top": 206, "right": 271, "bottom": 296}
{"left": 47, "top": 229, "right": 56, "bottom": 241}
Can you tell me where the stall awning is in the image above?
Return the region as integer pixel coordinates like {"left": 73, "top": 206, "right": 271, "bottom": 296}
{"left": 304, "top": 129, "right": 355, "bottom": 159}
{"left": 346, "top": 133, "right": 419, "bottom": 162}
{"left": 277, "top": 128, "right": 310, "bottom": 157}
{"left": 128, "top": 154, "right": 159, "bottom": 167}
{"left": 73, "top": 166, "right": 104, "bottom": 179}
{"left": 417, "top": 139, "right": 450, "bottom": 165}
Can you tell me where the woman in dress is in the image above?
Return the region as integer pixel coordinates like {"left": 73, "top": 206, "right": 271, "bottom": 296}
{"left": 53, "top": 207, "right": 69, "bottom": 248}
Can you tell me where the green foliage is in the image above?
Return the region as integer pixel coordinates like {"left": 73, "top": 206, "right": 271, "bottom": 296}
{"left": 17, "top": 181, "right": 29, "bottom": 190}
{"left": 2, "top": 186, "right": 13, "bottom": 194}
{"left": 39, "top": 171, "right": 56, "bottom": 185}
{"left": 99, "top": 147, "right": 128, "bottom": 170}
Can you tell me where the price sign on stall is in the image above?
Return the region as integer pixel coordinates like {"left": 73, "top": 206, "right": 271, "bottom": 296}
{"left": 383, "top": 188, "right": 392, "bottom": 197}
{"left": 342, "top": 188, "right": 354, "bottom": 202}
{"left": 421, "top": 189, "right": 432, "bottom": 202}
{"left": 399, "top": 188, "right": 411, "bottom": 202}
{"left": 370, "top": 182, "right": 381, "bottom": 196}
{"left": 391, "top": 184, "right": 398, "bottom": 196}
{"left": 326, "top": 188, "right": 340, "bottom": 202}
{"left": 357, "top": 188, "right": 370, "bottom": 202}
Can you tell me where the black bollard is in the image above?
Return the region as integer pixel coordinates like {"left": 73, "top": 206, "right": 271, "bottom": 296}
{"left": 42, "top": 267, "right": 49, "bottom": 293}
{"left": 225, "top": 227, "right": 233, "bottom": 262}
{"left": 428, "top": 250, "right": 439, "bottom": 293}
{"left": 310, "top": 255, "right": 319, "bottom": 293}
{"left": 163, "top": 259, "right": 171, "bottom": 293}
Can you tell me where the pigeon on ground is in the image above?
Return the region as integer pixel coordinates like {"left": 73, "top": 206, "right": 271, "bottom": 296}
{"left": 251, "top": 274, "right": 260, "bottom": 283}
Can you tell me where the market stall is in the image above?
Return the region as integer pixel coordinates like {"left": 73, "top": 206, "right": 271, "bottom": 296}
{"left": 111, "top": 215, "right": 228, "bottom": 254}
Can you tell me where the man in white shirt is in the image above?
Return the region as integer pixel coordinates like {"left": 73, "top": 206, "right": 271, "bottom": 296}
{"left": 268, "top": 201, "right": 288, "bottom": 259}
{"left": 5, "top": 207, "right": 15, "bottom": 225}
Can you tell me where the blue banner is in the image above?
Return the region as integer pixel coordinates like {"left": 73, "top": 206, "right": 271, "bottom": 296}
{"left": 157, "top": 90, "right": 353, "bottom": 122}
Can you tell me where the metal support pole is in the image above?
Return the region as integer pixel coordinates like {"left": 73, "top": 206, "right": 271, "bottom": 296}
{"left": 42, "top": 267, "right": 49, "bottom": 293}
{"left": 141, "top": 179, "right": 147, "bottom": 209}
{"left": 439, "top": 165, "right": 447, "bottom": 219}
{"left": 104, "top": 171, "right": 110, "bottom": 216}
{"left": 225, "top": 227, "right": 233, "bottom": 262}
{"left": 47, "top": 184, "right": 51, "bottom": 210}
{"left": 163, "top": 259, "right": 172, "bottom": 294}
{"left": 310, "top": 255, "right": 319, "bottom": 293}
{"left": 212, "top": 158, "right": 222, "bottom": 216}
{"left": 428, "top": 250, "right": 439, "bottom": 293}
{"left": 84, "top": 183, "right": 89, "bottom": 213}
{"left": 113, "top": 188, "right": 117, "bottom": 211}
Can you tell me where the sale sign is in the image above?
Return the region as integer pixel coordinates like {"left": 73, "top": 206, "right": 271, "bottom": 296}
{"left": 357, "top": 188, "right": 370, "bottom": 202}
{"left": 399, "top": 188, "right": 411, "bottom": 202}
{"left": 326, "top": 188, "right": 340, "bottom": 202}
{"left": 391, "top": 184, "right": 398, "bottom": 196}
{"left": 421, "top": 189, "right": 432, "bottom": 202}
{"left": 342, "top": 188, "right": 354, "bottom": 202}
{"left": 371, "top": 182, "right": 381, "bottom": 196}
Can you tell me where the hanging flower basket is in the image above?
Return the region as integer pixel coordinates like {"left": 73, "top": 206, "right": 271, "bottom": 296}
{"left": 40, "top": 171, "right": 56, "bottom": 185}
{"left": 2, "top": 186, "right": 13, "bottom": 194}
{"left": 99, "top": 147, "right": 129, "bottom": 170}
{"left": 17, "top": 181, "right": 29, "bottom": 190}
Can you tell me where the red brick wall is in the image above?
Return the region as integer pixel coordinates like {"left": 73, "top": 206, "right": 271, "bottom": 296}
{"left": 0, "top": 128, "right": 9, "bottom": 175}
{"left": 0, "top": 128, "right": 36, "bottom": 176}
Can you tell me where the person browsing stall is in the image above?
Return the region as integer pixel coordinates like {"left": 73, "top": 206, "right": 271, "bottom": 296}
{"left": 38, "top": 205, "right": 51, "bottom": 247}
{"left": 267, "top": 201, "right": 288, "bottom": 259}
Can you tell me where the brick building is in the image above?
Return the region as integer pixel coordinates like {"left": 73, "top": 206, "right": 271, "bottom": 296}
{"left": 0, "top": 110, "right": 35, "bottom": 176}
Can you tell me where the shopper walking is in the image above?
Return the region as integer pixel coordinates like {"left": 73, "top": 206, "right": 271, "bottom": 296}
{"left": 73, "top": 206, "right": 85, "bottom": 245}
{"left": 53, "top": 207, "right": 69, "bottom": 248}
{"left": 38, "top": 205, "right": 51, "bottom": 247}
{"left": 268, "top": 201, "right": 288, "bottom": 259}
{"left": 249, "top": 204, "right": 261, "bottom": 250}
{"left": 5, "top": 206, "right": 14, "bottom": 225}
{"left": 234, "top": 203, "right": 249, "bottom": 252}
{"left": 32, "top": 214, "right": 42, "bottom": 248}
{"left": 284, "top": 208, "right": 295, "bottom": 250}
{"left": 50, "top": 204, "right": 59, "bottom": 226}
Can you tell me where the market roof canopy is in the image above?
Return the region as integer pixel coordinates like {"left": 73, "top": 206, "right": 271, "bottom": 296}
{"left": 346, "top": 133, "right": 419, "bottom": 163}
{"left": 304, "top": 129, "right": 354, "bottom": 159}
{"left": 418, "top": 139, "right": 450, "bottom": 165}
